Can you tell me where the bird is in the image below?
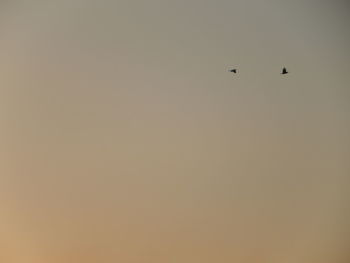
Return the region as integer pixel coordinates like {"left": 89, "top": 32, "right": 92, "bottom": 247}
{"left": 229, "top": 68, "right": 237, "bottom": 73}
{"left": 281, "top": 67, "right": 288, "bottom": 74}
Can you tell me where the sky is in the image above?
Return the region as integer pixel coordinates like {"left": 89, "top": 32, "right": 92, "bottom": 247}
{"left": 0, "top": 0, "right": 349, "bottom": 262}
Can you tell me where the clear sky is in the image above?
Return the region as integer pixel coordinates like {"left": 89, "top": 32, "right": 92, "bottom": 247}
{"left": 0, "top": 1, "right": 349, "bottom": 262}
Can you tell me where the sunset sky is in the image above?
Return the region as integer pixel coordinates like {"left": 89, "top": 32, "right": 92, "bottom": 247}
{"left": 0, "top": 1, "right": 349, "bottom": 262}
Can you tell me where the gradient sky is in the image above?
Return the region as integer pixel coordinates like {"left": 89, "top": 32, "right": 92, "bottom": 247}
{"left": 0, "top": 1, "right": 349, "bottom": 262}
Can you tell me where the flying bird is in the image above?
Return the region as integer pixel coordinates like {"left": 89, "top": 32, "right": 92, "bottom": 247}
{"left": 229, "top": 69, "right": 237, "bottom": 73}
{"left": 281, "top": 67, "right": 288, "bottom": 74}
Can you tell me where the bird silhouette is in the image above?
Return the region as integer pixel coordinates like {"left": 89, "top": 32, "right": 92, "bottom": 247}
{"left": 281, "top": 67, "right": 288, "bottom": 74}
{"left": 229, "top": 69, "right": 237, "bottom": 73}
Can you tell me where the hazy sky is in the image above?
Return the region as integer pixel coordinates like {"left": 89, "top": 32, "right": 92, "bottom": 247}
{"left": 0, "top": 1, "right": 349, "bottom": 262}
